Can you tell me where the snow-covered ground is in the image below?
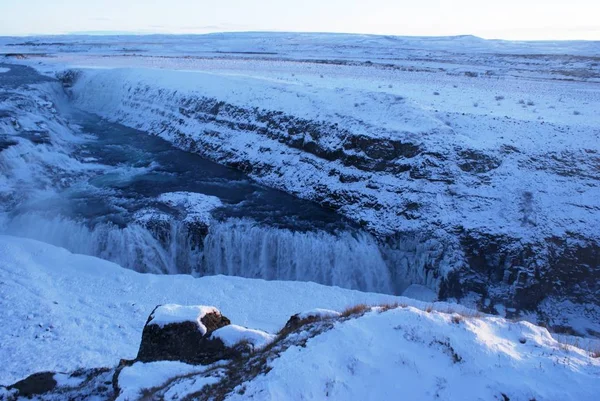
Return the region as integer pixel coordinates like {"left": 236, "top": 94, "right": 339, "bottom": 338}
{"left": 0, "top": 235, "right": 598, "bottom": 400}
{"left": 0, "top": 234, "right": 404, "bottom": 384}
{"left": 225, "top": 307, "right": 600, "bottom": 401}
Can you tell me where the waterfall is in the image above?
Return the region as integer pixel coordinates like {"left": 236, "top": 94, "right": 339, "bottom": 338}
{"left": 0, "top": 213, "right": 200, "bottom": 275}
{"left": 201, "top": 219, "right": 393, "bottom": 294}
{"left": 0, "top": 213, "right": 394, "bottom": 293}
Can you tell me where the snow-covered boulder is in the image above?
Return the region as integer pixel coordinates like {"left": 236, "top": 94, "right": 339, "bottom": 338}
{"left": 136, "top": 304, "right": 232, "bottom": 365}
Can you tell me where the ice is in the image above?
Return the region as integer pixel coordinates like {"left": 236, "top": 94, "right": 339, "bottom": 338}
{"left": 401, "top": 284, "right": 438, "bottom": 303}
{"left": 202, "top": 219, "right": 393, "bottom": 293}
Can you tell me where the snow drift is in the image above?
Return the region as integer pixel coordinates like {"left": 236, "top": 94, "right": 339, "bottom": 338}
{"left": 1, "top": 236, "right": 598, "bottom": 400}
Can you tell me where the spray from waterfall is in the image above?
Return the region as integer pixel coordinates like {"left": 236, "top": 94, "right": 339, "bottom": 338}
{"left": 202, "top": 219, "right": 393, "bottom": 294}
{"left": 1, "top": 212, "right": 394, "bottom": 294}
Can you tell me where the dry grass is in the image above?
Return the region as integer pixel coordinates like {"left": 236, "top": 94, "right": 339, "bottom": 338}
{"left": 340, "top": 303, "right": 370, "bottom": 318}
{"left": 553, "top": 334, "right": 600, "bottom": 359}
{"left": 379, "top": 302, "right": 407, "bottom": 312}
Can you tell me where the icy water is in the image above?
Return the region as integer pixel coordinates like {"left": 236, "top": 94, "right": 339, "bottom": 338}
{"left": 69, "top": 112, "right": 350, "bottom": 231}
{"left": 0, "top": 63, "right": 394, "bottom": 293}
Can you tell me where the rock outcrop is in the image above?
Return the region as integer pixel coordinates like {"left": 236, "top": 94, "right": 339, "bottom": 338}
{"left": 6, "top": 372, "right": 57, "bottom": 398}
{"left": 136, "top": 304, "right": 233, "bottom": 365}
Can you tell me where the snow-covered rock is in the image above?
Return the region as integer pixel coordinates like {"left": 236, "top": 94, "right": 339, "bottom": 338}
{"left": 148, "top": 304, "right": 222, "bottom": 334}
{"left": 156, "top": 192, "right": 222, "bottom": 225}
{"left": 137, "top": 304, "right": 232, "bottom": 365}
{"left": 211, "top": 325, "right": 275, "bottom": 349}
{"left": 296, "top": 308, "right": 342, "bottom": 320}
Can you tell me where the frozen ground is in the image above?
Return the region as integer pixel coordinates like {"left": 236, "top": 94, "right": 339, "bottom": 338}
{"left": 0, "top": 234, "right": 404, "bottom": 384}
{"left": 0, "top": 235, "right": 598, "bottom": 400}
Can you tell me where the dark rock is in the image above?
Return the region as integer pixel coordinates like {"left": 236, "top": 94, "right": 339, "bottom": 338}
{"left": 8, "top": 372, "right": 56, "bottom": 397}
{"left": 457, "top": 149, "right": 501, "bottom": 173}
{"left": 441, "top": 231, "right": 600, "bottom": 316}
{"left": 0, "top": 136, "right": 18, "bottom": 152}
{"left": 55, "top": 69, "right": 81, "bottom": 88}
{"left": 136, "top": 305, "right": 234, "bottom": 365}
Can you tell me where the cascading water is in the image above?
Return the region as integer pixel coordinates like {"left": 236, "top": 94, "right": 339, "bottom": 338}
{"left": 0, "top": 212, "right": 394, "bottom": 293}
{"left": 0, "top": 63, "right": 409, "bottom": 297}
{"left": 0, "top": 212, "right": 198, "bottom": 274}
{"left": 201, "top": 219, "right": 393, "bottom": 293}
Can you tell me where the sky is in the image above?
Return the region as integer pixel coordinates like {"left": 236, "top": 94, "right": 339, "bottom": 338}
{"left": 0, "top": 0, "right": 598, "bottom": 40}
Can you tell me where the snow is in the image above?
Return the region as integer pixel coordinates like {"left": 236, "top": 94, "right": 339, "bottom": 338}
{"left": 296, "top": 308, "right": 341, "bottom": 320}
{"left": 1, "top": 33, "right": 599, "bottom": 399}
{"left": 225, "top": 307, "right": 600, "bottom": 401}
{"left": 148, "top": 304, "right": 220, "bottom": 335}
{"left": 402, "top": 284, "right": 438, "bottom": 303}
{"left": 157, "top": 191, "right": 222, "bottom": 224}
{"left": 0, "top": 235, "right": 406, "bottom": 384}
{"left": 116, "top": 361, "right": 209, "bottom": 401}
{"left": 53, "top": 373, "right": 85, "bottom": 388}
{"left": 211, "top": 325, "right": 275, "bottom": 349}
{"left": 162, "top": 373, "right": 221, "bottom": 400}
{"left": 59, "top": 56, "right": 600, "bottom": 240}
{"left": 0, "top": 235, "right": 598, "bottom": 400}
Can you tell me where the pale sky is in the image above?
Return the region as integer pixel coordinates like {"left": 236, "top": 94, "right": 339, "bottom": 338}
{"left": 0, "top": 0, "right": 598, "bottom": 40}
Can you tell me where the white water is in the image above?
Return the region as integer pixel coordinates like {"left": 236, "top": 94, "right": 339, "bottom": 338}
{"left": 202, "top": 219, "right": 393, "bottom": 293}
{"left": 0, "top": 213, "right": 394, "bottom": 293}
{"left": 382, "top": 235, "right": 462, "bottom": 295}
{"left": 0, "top": 213, "right": 198, "bottom": 275}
